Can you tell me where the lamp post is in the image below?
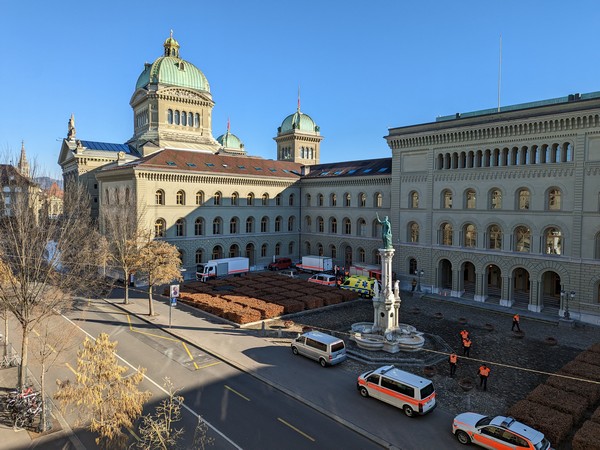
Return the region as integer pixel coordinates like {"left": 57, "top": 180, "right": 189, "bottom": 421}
{"left": 566, "top": 291, "right": 575, "bottom": 320}
{"left": 417, "top": 269, "right": 424, "bottom": 292}
{"left": 560, "top": 290, "right": 566, "bottom": 317}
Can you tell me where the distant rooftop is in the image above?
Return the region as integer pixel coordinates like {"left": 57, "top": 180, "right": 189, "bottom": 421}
{"left": 79, "top": 140, "right": 139, "bottom": 155}
{"left": 436, "top": 91, "right": 600, "bottom": 122}
{"left": 302, "top": 158, "right": 392, "bottom": 178}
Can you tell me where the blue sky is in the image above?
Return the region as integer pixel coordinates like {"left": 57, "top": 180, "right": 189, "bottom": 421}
{"left": 2, "top": 1, "right": 600, "bottom": 178}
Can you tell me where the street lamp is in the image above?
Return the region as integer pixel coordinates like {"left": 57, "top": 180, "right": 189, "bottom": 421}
{"left": 566, "top": 291, "right": 575, "bottom": 320}
{"left": 417, "top": 269, "right": 424, "bottom": 292}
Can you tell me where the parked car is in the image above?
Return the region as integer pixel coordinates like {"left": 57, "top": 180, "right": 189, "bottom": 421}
{"left": 291, "top": 331, "right": 347, "bottom": 367}
{"left": 268, "top": 257, "right": 293, "bottom": 271}
{"left": 452, "top": 413, "right": 552, "bottom": 449}
{"left": 340, "top": 275, "right": 381, "bottom": 298}
{"left": 308, "top": 273, "right": 337, "bottom": 286}
{"left": 279, "top": 269, "right": 298, "bottom": 278}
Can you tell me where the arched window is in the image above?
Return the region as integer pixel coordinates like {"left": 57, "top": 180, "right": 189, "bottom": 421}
{"left": 514, "top": 226, "right": 531, "bottom": 252}
{"left": 410, "top": 191, "right": 419, "bottom": 209}
{"left": 343, "top": 218, "right": 352, "bottom": 235}
{"left": 247, "top": 192, "right": 254, "bottom": 206}
{"left": 488, "top": 225, "right": 502, "bottom": 250}
{"left": 194, "top": 113, "right": 199, "bottom": 128}
{"left": 275, "top": 216, "right": 282, "bottom": 232}
{"left": 465, "top": 189, "right": 476, "bottom": 209}
{"left": 155, "top": 190, "right": 164, "bottom": 205}
{"left": 167, "top": 109, "right": 173, "bottom": 124}
{"left": 262, "top": 193, "right": 269, "bottom": 206}
{"left": 595, "top": 232, "right": 600, "bottom": 259}
{"left": 174, "top": 218, "right": 185, "bottom": 237}
{"left": 518, "top": 189, "right": 530, "bottom": 210}
{"left": 288, "top": 216, "right": 295, "bottom": 232}
{"left": 275, "top": 243, "right": 281, "bottom": 256}
{"left": 464, "top": 224, "right": 477, "bottom": 247}
{"left": 358, "top": 248, "right": 366, "bottom": 263}
{"left": 181, "top": 111, "right": 187, "bottom": 126}
{"left": 548, "top": 188, "right": 562, "bottom": 210}
{"left": 288, "top": 241, "right": 294, "bottom": 255}
{"left": 317, "top": 194, "right": 324, "bottom": 207}
{"left": 288, "top": 194, "right": 294, "bottom": 206}
{"left": 318, "top": 243, "right": 324, "bottom": 256}
{"left": 213, "top": 192, "right": 222, "bottom": 206}
{"left": 231, "top": 192, "right": 239, "bottom": 206}
{"left": 213, "top": 217, "right": 222, "bottom": 235}
{"left": 275, "top": 194, "right": 281, "bottom": 206}
{"left": 188, "top": 112, "right": 193, "bottom": 127}
{"left": 261, "top": 244, "right": 268, "bottom": 257}
{"left": 330, "top": 217, "right": 337, "bottom": 234}
{"left": 174, "top": 110, "right": 180, "bottom": 125}
{"left": 154, "top": 219, "right": 166, "bottom": 237}
{"left": 176, "top": 190, "right": 185, "bottom": 205}
{"left": 305, "top": 216, "right": 312, "bottom": 231}
{"left": 229, "top": 244, "right": 240, "bottom": 258}
{"left": 359, "top": 193, "right": 366, "bottom": 207}
{"left": 230, "top": 217, "right": 239, "bottom": 234}
{"left": 196, "top": 191, "right": 204, "bottom": 205}
{"left": 261, "top": 216, "right": 269, "bottom": 232}
{"left": 344, "top": 193, "right": 351, "bottom": 207}
{"left": 317, "top": 216, "right": 324, "bottom": 233}
{"left": 409, "top": 222, "right": 419, "bottom": 243}
{"left": 330, "top": 244, "right": 337, "bottom": 259}
{"left": 246, "top": 217, "right": 254, "bottom": 233}
{"left": 194, "top": 218, "right": 204, "bottom": 235}
{"left": 357, "top": 218, "right": 366, "bottom": 237}
{"left": 442, "top": 189, "right": 453, "bottom": 208}
{"left": 305, "top": 194, "right": 311, "bottom": 206}
{"left": 330, "top": 193, "right": 337, "bottom": 207}
{"left": 490, "top": 189, "right": 502, "bottom": 209}
{"left": 545, "top": 227, "right": 562, "bottom": 254}
{"left": 212, "top": 245, "right": 223, "bottom": 260}
{"left": 441, "top": 222, "right": 453, "bottom": 246}
{"left": 409, "top": 258, "right": 417, "bottom": 275}
{"left": 375, "top": 192, "right": 383, "bottom": 208}
{"left": 195, "top": 248, "right": 203, "bottom": 264}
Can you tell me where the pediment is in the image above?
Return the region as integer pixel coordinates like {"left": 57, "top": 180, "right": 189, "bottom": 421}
{"left": 159, "top": 87, "right": 212, "bottom": 103}
{"left": 57, "top": 139, "right": 75, "bottom": 166}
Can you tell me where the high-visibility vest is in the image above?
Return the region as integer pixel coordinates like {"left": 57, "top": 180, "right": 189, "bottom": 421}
{"left": 460, "top": 330, "right": 469, "bottom": 339}
{"left": 463, "top": 339, "right": 472, "bottom": 348}
{"left": 479, "top": 366, "right": 491, "bottom": 377}
{"left": 449, "top": 354, "right": 457, "bottom": 364}
{"left": 513, "top": 314, "right": 520, "bottom": 322}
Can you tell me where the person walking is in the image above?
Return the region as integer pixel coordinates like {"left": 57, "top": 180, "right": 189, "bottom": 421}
{"left": 478, "top": 364, "right": 491, "bottom": 391}
{"left": 449, "top": 352, "right": 458, "bottom": 377}
{"left": 460, "top": 329, "right": 469, "bottom": 342}
{"left": 411, "top": 278, "right": 417, "bottom": 292}
{"left": 462, "top": 337, "right": 472, "bottom": 357}
{"left": 512, "top": 313, "right": 521, "bottom": 332}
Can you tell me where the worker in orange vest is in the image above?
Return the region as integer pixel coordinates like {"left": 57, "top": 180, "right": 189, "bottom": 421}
{"left": 478, "top": 364, "right": 491, "bottom": 390}
{"left": 512, "top": 314, "right": 521, "bottom": 332}
{"left": 459, "top": 329, "right": 469, "bottom": 341}
{"left": 449, "top": 352, "right": 458, "bottom": 377}
{"left": 462, "top": 338, "right": 472, "bottom": 357}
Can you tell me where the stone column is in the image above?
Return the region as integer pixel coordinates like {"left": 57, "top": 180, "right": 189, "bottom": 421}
{"left": 372, "top": 248, "right": 400, "bottom": 334}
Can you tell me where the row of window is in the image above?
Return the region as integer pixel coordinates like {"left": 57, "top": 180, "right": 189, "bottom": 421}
{"left": 153, "top": 190, "right": 385, "bottom": 208}
{"left": 407, "top": 222, "right": 563, "bottom": 254}
{"left": 410, "top": 187, "right": 562, "bottom": 211}
{"left": 278, "top": 146, "right": 316, "bottom": 160}
{"left": 166, "top": 109, "right": 201, "bottom": 127}
{"left": 436, "top": 142, "right": 573, "bottom": 170}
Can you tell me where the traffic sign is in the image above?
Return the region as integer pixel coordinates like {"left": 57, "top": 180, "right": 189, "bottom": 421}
{"left": 170, "top": 297, "right": 177, "bottom": 307}
{"left": 170, "top": 284, "right": 180, "bottom": 298}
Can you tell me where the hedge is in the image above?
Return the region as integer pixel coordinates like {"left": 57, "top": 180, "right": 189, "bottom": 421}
{"left": 527, "top": 384, "right": 588, "bottom": 421}
{"left": 546, "top": 375, "right": 600, "bottom": 406}
{"left": 575, "top": 351, "right": 600, "bottom": 367}
{"left": 572, "top": 420, "right": 600, "bottom": 450}
{"left": 507, "top": 399, "right": 572, "bottom": 445}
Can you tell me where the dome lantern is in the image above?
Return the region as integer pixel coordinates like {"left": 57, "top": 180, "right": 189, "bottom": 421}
{"left": 163, "top": 30, "right": 180, "bottom": 58}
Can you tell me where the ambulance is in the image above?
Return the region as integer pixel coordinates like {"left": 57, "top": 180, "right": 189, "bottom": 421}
{"left": 340, "top": 276, "right": 381, "bottom": 298}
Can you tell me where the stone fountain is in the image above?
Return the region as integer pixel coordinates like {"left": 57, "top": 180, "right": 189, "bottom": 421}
{"left": 351, "top": 215, "right": 425, "bottom": 353}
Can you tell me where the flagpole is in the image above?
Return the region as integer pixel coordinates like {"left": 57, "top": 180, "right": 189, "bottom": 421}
{"left": 498, "top": 34, "right": 502, "bottom": 113}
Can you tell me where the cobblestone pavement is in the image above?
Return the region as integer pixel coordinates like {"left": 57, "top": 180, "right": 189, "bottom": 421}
{"left": 272, "top": 291, "right": 600, "bottom": 423}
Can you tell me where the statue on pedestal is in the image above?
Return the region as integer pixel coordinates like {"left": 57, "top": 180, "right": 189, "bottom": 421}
{"left": 376, "top": 213, "right": 393, "bottom": 249}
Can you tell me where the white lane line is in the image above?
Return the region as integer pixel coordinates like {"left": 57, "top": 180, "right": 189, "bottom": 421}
{"left": 59, "top": 312, "right": 242, "bottom": 450}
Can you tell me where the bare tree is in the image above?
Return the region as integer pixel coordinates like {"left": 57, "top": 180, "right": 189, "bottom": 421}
{"left": 137, "top": 239, "right": 182, "bottom": 316}
{"left": 0, "top": 169, "right": 103, "bottom": 389}
{"left": 55, "top": 332, "right": 151, "bottom": 450}
{"left": 134, "top": 378, "right": 185, "bottom": 450}
{"left": 102, "top": 187, "right": 149, "bottom": 305}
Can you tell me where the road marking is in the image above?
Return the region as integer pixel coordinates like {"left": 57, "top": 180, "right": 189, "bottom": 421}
{"left": 66, "top": 362, "right": 77, "bottom": 375}
{"left": 59, "top": 313, "right": 243, "bottom": 450}
{"left": 128, "top": 426, "right": 141, "bottom": 441}
{"left": 277, "top": 417, "right": 315, "bottom": 442}
{"left": 126, "top": 314, "right": 179, "bottom": 342}
{"left": 182, "top": 342, "right": 199, "bottom": 370}
{"left": 224, "top": 385, "right": 250, "bottom": 402}
{"left": 196, "top": 361, "right": 221, "bottom": 370}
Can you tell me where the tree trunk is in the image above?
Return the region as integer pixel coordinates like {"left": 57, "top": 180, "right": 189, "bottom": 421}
{"left": 40, "top": 361, "right": 47, "bottom": 432}
{"left": 18, "top": 325, "right": 28, "bottom": 390}
{"left": 148, "top": 285, "right": 154, "bottom": 316}
{"left": 124, "top": 272, "right": 129, "bottom": 305}
{"left": 3, "top": 308, "right": 8, "bottom": 357}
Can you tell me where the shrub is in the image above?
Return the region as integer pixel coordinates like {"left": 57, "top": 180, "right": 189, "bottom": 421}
{"left": 507, "top": 399, "right": 572, "bottom": 445}
{"left": 572, "top": 420, "right": 600, "bottom": 450}
{"left": 546, "top": 375, "right": 600, "bottom": 406}
{"left": 527, "top": 384, "right": 588, "bottom": 421}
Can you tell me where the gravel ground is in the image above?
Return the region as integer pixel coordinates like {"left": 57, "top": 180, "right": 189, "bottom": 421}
{"left": 266, "top": 291, "right": 600, "bottom": 425}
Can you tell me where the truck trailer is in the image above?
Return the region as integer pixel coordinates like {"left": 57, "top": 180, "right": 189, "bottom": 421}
{"left": 196, "top": 257, "right": 250, "bottom": 282}
{"left": 296, "top": 255, "right": 333, "bottom": 273}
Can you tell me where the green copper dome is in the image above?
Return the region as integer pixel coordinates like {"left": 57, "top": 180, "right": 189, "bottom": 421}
{"left": 216, "top": 131, "right": 244, "bottom": 149}
{"left": 280, "top": 111, "right": 319, "bottom": 133}
{"left": 135, "top": 34, "right": 210, "bottom": 92}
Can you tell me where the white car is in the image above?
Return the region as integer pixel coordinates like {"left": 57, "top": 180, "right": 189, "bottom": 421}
{"left": 452, "top": 413, "right": 552, "bottom": 449}
{"left": 307, "top": 273, "right": 337, "bottom": 286}
{"left": 279, "top": 269, "right": 298, "bottom": 278}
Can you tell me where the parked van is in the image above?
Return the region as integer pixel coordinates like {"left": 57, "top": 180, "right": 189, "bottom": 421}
{"left": 308, "top": 273, "right": 337, "bottom": 287}
{"left": 291, "top": 331, "right": 347, "bottom": 367}
{"left": 268, "top": 257, "right": 293, "bottom": 271}
{"left": 340, "top": 276, "right": 381, "bottom": 298}
{"left": 357, "top": 365, "right": 436, "bottom": 417}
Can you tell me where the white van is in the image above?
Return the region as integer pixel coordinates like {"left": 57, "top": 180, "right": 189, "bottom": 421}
{"left": 357, "top": 365, "right": 436, "bottom": 417}
{"left": 291, "top": 331, "right": 347, "bottom": 367}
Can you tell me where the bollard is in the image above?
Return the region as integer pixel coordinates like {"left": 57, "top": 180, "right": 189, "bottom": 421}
{"left": 261, "top": 321, "right": 265, "bottom": 337}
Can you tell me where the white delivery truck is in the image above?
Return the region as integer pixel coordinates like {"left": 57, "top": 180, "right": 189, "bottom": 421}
{"left": 196, "top": 257, "right": 249, "bottom": 282}
{"left": 296, "top": 255, "right": 333, "bottom": 273}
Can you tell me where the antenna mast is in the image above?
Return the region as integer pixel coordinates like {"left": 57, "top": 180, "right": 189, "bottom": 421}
{"left": 498, "top": 34, "right": 502, "bottom": 112}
